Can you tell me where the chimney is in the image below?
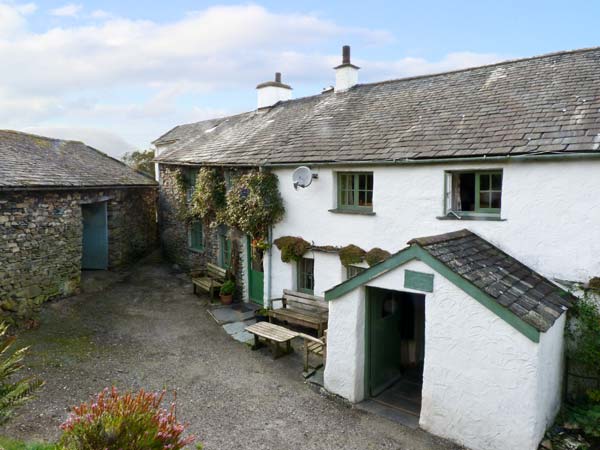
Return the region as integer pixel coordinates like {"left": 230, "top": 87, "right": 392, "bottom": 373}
{"left": 256, "top": 72, "right": 292, "bottom": 109}
{"left": 334, "top": 45, "right": 359, "bottom": 92}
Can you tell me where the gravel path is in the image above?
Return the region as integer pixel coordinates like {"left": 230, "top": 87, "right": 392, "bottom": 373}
{"left": 0, "top": 255, "right": 460, "bottom": 450}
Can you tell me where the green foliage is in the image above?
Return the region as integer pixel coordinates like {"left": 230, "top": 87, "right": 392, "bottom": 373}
{"left": 566, "top": 403, "right": 600, "bottom": 438}
{"left": 174, "top": 168, "right": 187, "bottom": 196}
{"left": 189, "top": 168, "right": 226, "bottom": 226}
{"left": 59, "top": 387, "right": 195, "bottom": 450}
{"left": 121, "top": 150, "right": 156, "bottom": 177}
{"left": 273, "top": 236, "right": 311, "bottom": 263}
{"left": 224, "top": 171, "right": 285, "bottom": 239}
{"left": 339, "top": 245, "right": 366, "bottom": 267}
{"left": 365, "top": 248, "right": 391, "bottom": 267}
{"left": 0, "top": 437, "right": 57, "bottom": 450}
{"left": 220, "top": 280, "right": 236, "bottom": 296}
{"left": 566, "top": 294, "right": 600, "bottom": 379}
{"left": 0, "top": 323, "right": 43, "bottom": 425}
{"left": 588, "top": 277, "right": 600, "bottom": 291}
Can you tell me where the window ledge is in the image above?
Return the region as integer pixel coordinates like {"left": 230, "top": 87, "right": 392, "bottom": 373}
{"left": 189, "top": 247, "right": 204, "bottom": 254}
{"left": 328, "top": 208, "right": 376, "bottom": 216}
{"left": 436, "top": 215, "right": 506, "bottom": 222}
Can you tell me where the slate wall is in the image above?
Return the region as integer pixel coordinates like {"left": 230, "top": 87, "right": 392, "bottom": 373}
{"left": 158, "top": 165, "right": 247, "bottom": 300}
{"left": 0, "top": 188, "right": 157, "bottom": 325}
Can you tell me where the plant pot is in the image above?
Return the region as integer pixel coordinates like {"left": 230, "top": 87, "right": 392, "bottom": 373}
{"left": 220, "top": 294, "right": 233, "bottom": 305}
{"left": 255, "top": 314, "right": 268, "bottom": 323}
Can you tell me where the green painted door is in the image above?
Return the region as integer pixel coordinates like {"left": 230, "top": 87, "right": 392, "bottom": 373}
{"left": 219, "top": 233, "right": 232, "bottom": 269}
{"left": 368, "top": 287, "right": 403, "bottom": 397}
{"left": 247, "top": 236, "right": 264, "bottom": 305}
{"left": 81, "top": 202, "right": 108, "bottom": 270}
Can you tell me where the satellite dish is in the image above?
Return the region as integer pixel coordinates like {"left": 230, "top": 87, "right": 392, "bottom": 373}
{"left": 292, "top": 166, "right": 316, "bottom": 190}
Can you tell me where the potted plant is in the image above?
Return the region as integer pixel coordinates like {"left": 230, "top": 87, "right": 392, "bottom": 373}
{"left": 255, "top": 308, "right": 270, "bottom": 323}
{"left": 219, "top": 280, "right": 235, "bottom": 305}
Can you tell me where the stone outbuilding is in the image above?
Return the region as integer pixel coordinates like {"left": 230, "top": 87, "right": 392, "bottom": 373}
{"left": 0, "top": 130, "right": 158, "bottom": 324}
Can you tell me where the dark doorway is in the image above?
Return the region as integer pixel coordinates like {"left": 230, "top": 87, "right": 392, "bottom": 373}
{"left": 366, "top": 287, "right": 425, "bottom": 417}
{"left": 81, "top": 202, "right": 108, "bottom": 270}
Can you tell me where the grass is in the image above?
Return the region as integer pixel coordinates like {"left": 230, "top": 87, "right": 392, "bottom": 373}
{"left": 0, "top": 436, "right": 57, "bottom": 450}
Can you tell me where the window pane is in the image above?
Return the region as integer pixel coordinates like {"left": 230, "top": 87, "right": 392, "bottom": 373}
{"left": 367, "top": 174, "right": 373, "bottom": 190}
{"left": 347, "top": 265, "right": 366, "bottom": 279}
{"left": 366, "top": 191, "right": 373, "bottom": 206}
{"left": 346, "top": 189, "right": 354, "bottom": 206}
{"left": 359, "top": 174, "right": 367, "bottom": 190}
{"left": 298, "top": 257, "right": 314, "bottom": 293}
{"left": 479, "top": 192, "right": 491, "bottom": 209}
{"left": 492, "top": 173, "right": 502, "bottom": 190}
{"left": 359, "top": 191, "right": 367, "bottom": 206}
{"left": 480, "top": 173, "right": 490, "bottom": 191}
{"left": 458, "top": 173, "right": 476, "bottom": 211}
{"left": 491, "top": 192, "right": 502, "bottom": 209}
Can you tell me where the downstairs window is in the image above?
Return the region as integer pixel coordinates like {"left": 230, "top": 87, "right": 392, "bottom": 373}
{"left": 297, "top": 257, "right": 315, "bottom": 295}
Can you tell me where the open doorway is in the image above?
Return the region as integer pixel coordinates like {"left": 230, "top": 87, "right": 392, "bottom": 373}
{"left": 366, "top": 287, "right": 425, "bottom": 417}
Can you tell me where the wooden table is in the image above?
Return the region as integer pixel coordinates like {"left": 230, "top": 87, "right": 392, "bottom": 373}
{"left": 245, "top": 322, "right": 299, "bottom": 359}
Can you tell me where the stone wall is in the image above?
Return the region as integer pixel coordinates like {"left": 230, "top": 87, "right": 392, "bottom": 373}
{"left": 0, "top": 187, "right": 157, "bottom": 325}
{"left": 158, "top": 165, "right": 246, "bottom": 300}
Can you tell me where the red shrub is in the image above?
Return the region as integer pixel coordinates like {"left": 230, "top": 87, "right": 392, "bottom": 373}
{"left": 59, "top": 387, "right": 195, "bottom": 450}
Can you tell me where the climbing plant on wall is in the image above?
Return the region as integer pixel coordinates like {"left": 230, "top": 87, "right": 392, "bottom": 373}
{"left": 273, "top": 236, "right": 312, "bottom": 262}
{"left": 189, "top": 167, "right": 226, "bottom": 226}
{"left": 365, "top": 247, "right": 392, "bottom": 267}
{"left": 224, "top": 171, "right": 285, "bottom": 240}
{"left": 338, "top": 245, "right": 366, "bottom": 267}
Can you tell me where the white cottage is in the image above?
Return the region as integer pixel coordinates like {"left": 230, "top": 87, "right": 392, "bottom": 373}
{"left": 154, "top": 46, "right": 600, "bottom": 450}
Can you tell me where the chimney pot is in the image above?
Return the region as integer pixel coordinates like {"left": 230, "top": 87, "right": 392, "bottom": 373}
{"left": 334, "top": 45, "right": 359, "bottom": 92}
{"left": 342, "top": 45, "right": 351, "bottom": 64}
{"left": 275, "top": 72, "right": 282, "bottom": 83}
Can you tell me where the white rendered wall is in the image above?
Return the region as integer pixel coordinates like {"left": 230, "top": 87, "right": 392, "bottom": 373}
{"left": 267, "top": 159, "right": 600, "bottom": 303}
{"left": 324, "top": 258, "right": 559, "bottom": 450}
{"left": 257, "top": 86, "right": 292, "bottom": 109}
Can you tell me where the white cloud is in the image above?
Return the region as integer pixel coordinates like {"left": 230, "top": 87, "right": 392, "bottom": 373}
{"left": 0, "top": 2, "right": 506, "bottom": 149}
{"left": 50, "top": 3, "right": 81, "bottom": 17}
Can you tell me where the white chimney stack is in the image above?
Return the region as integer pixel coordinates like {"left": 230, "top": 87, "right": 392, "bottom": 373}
{"left": 334, "top": 45, "right": 359, "bottom": 92}
{"left": 256, "top": 72, "right": 292, "bottom": 109}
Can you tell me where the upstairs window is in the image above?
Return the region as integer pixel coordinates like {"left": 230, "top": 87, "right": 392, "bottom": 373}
{"left": 337, "top": 172, "right": 374, "bottom": 212}
{"left": 189, "top": 221, "right": 203, "bottom": 251}
{"left": 185, "top": 169, "right": 198, "bottom": 202}
{"left": 445, "top": 170, "right": 502, "bottom": 218}
{"left": 297, "top": 257, "right": 315, "bottom": 295}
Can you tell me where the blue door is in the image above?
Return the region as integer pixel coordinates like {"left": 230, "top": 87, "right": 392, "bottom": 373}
{"left": 82, "top": 202, "right": 108, "bottom": 270}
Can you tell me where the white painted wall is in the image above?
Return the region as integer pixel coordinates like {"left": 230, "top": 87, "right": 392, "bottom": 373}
{"left": 267, "top": 159, "right": 600, "bottom": 303}
{"left": 324, "top": 258, "right": 561, "bottom": 450}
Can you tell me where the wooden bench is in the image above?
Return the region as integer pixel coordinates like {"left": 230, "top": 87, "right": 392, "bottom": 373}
{"left": 192, "top": 262, "right": 226, "bottom": 298}
{"left": 269, "top": 289, "right": 328, "bottom": 337}
{"left": 299, "top": 331, "right": 327, "bottom": 373}
{"left": 245, "top": 321, "right": 299, "bottom": 359}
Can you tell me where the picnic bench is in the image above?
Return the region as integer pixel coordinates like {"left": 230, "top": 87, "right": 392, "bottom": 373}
{"left": 269, "top": 290, "right": 328, "bottom": 337}
{"left": 192, "top": 262, "right": 226, "bottom": 298}
{"left": 245, "top": 321, "right": 298, "bottom": 359}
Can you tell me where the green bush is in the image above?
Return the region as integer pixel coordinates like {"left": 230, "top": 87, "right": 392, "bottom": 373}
{"left": 0, "top": 323, "right": 43, "bottom": 424}
{"left": 566, "top": 403, "right": 600, "bottom": 438}
{"left": 0, "top": 436, "right": 57, "bottom": 450}
{"left": 59, "top": 387, "right": 195, "bottom": 450}
{"left": 338, "top": 245, "right": 366, "bottom": 267}
{"left": 365, "top": 248, "right": 391, "bottom": 267}
{"left": 273, "top": 236, "right": 311, "bottom": 263}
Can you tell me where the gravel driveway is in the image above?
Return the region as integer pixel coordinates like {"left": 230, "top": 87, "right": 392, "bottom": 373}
{"left": 0, "top": 255, "right": 460, "bottom": 450}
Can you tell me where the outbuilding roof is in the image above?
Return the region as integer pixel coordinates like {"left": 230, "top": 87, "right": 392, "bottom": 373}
{"left": 155, "top": 47, "right": 600, "bottom": 166}
{"left": 325, "top": 229, "right": 573, "bottom": 341}
{"left": 0, "top": 130, "right": 156, "bottom": 189}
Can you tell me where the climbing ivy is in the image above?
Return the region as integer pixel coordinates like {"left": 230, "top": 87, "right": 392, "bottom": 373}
{"left": 189, "top": 167, "right": 226, "bottom": 226}
{"left": 224, "top": 171, "right": 285, "bottom": 240}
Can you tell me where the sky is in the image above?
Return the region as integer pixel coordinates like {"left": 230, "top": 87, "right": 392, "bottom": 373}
{"left": 1, "top": 0, "right": 598, "bottom": 158}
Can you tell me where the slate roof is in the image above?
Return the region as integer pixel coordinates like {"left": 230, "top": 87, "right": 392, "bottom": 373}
{"left": 155, "top": 47, "right": 600, "bottom": 166}
{"left": 0, "top": 130, "right": 157, "bottom": 189}
{"left": 409, "top": 229, "right": 572, "bottom": 332}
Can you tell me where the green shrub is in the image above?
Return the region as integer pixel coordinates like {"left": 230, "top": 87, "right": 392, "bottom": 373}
{"left": 59, "top": 387, "right": 195, "bottom": 450}
{"left": 339, "top": 245, "right": 366, "bottom": 267}
{"left": 189, "top": 168, "right": 227, "bottom": 226}
{"left": 567, "top": 294, "right": 600, "bottom": 383}
{"left": 365, "top": 248, "right": 391, "bottom": 267}
{"left": 0, "top": 323, "right": 43, "bottom": 424}
{"left": 566, "top": 403, "right": 600, "bottom": 438}
{"left": 0, "top": 436, "right": 57, "bottom": 450}
{"left": 220, "top": 280, "right": 236, "bottom": 296}
{"left": 273, "top": 236, "right": 311, "bottom": 263}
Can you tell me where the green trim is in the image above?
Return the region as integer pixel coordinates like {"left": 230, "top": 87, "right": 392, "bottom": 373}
{"left": 404, "top": 270, "right": 434, "bottom": 292}
{"left": 364, "top": 287, "right": 371, "bottom": 399}
{"left": 337, "top": 172, "right": 374, "bottom": 212}
{"left": 328, "top": 208, "right": 376, "bottom": 216}
{"left": 325, "top": 244, "right": 541, "bottom": 343}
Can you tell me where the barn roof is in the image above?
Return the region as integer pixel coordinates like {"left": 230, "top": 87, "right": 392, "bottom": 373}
{"left": 325, "top": 229, "right": 573, "bottom": 341}
{"left": 0, "top": 130, "right": 156, "bottom": 189}
{"left": 155, "top": 47, "right": 600, "bottom": 166}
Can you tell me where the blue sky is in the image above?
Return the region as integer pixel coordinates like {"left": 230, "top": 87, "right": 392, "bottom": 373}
{"left": 1, "top": 0, "right": 598, "bottom": 156}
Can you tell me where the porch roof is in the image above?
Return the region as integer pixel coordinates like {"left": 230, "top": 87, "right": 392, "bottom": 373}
{"left": 324, "top": 229, "right": 573, "bottom": 341}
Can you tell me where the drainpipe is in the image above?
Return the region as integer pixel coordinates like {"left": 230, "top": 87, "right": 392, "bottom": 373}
{"left": 267, "top": 226, "right": 273, "bottom": 309}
